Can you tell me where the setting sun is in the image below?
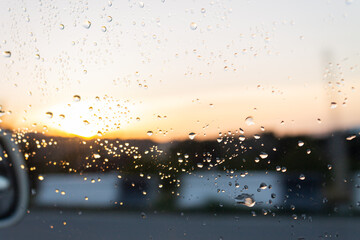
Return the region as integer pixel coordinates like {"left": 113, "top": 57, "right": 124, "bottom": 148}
{"left": 43, "top": 96, "right": 135, "bottom": 138}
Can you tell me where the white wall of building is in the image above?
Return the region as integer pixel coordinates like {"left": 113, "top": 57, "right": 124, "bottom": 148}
{"left": 177, "top": 171, "right": 285, "bottom": 209}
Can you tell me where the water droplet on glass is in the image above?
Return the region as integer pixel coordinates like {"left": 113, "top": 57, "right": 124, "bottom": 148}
{"left": 107, "top": 16, "right": 113, "bottom": 22}
{"left": 59, "top": 24, "right": 64, "bottom": 30}
{"left": 83, "top": 120, "right": 90, "bottom": 125}
{"left": 147, "top": 131, "right": 153, "bottom": 136}
{"left": 189, "top": 132, "right": 196, "bottom": 140}
{"left": 201, "top": 8, "right": 206, "bottom": 13}
{"left": 235, "top": 194, "right": 255, "bottom": 207}
{"left": 138, "top": 2, "right": 144, "bottom": 8}
{"left": 245, "top": 116, "right": 255, "bottom": 126}
{"left": 298, "top": 140, "right": 304, "bottom": 147}
{"left": 38, "top": 175, "right": 44, "bottom": 181}
{"left": 59, "top": 114, "right": 65, "bottom": 120}
{"left": 101, "top": 26, "right": 107, "bottom": 32}
{"left": 73, "top": 95, "right": 81, "bottom": 102}
{"left": 140, "top": 212, "right": 147, "bottom": 219}
{"left": 83, "top": 20, "right": 91, "bottom": 29}
{"left": 259, "top": 152, "right": 268, "bottom": 159}
{"left": 259, "top": 182, "right": 267, "bottom": 190}
{"left": 2, "top": 51, "right": 11, "bottom": 58}
{"left": 330, "top": 102, "right": 337, "bottom": 109}
{"left": 346, "top": 135, "right": 356, "bottom": 141}
{"left": 299, "top": 174, "right": 305, "bottom": 181}
{"left": 197, "top": 163, "right": 203, "bottom": 168}
{"left": 45, "top": 112, "right": 53, "bottom": 119}
{"left": 190, "top": 22, "right": 197, "bottom": 30}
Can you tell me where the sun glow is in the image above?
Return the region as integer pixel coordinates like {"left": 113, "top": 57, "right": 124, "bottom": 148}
{"left": 43, "top": 97, "right": 135, "bottom": 138}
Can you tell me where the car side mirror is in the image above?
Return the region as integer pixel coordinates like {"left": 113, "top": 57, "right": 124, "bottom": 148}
{"left": 0, "top": 132, "right": 29, "bottom": 228}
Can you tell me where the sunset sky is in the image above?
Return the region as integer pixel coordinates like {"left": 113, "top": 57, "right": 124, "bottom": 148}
{"left": 0, "top": 0, "right": 360, "bottom": 141}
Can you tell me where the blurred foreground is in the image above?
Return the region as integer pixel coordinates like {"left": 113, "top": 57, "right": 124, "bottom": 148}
{"left": 1, "top": 210, "right": 359, "bottom": 240}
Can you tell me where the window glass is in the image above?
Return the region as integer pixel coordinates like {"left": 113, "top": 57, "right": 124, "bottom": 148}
{"left": 1, "top": 0, "right": 360, "bottom": 239}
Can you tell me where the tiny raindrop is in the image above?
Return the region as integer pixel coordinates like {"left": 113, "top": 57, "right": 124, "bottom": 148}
{"left": 190, "top": 22, "right": 197, "bottom": 30}
{"left": 259, "top": 182, "right": 267, "bottom": 189}
{"left": 245, "top": 116, "right": 255, "bottom": 126}
{"left": 330, "top": 102, "right": 337, "bottom": 109}
{"left": 73, "top": 95, "right": 81, "bottom": 102}
{"left": 2, "top": 51, "right": 11, "bottom": 58}
{"left": 188, "top": 132, "right": 196, "bottom": 140}
{"left": 83, "top": 20, "right": 91, "bottom": 29}
{"left": 259, "top": 152, "right": 268, "bottom": 159}
{"left": 346, "top": 135, "right": 356, "bottom": 141}
{"left": 235, "top": 193, "right": 255, "bottom": 207}
{"left": 45, "top": 112, "right": 53, "bottom": 119}
{"left": 299, "top": 174, "right": 305, "bottom": 181}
